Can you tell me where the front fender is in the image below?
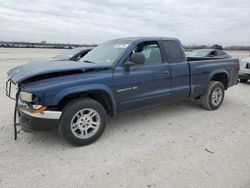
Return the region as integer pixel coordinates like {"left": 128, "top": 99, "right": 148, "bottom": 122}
{"left": 53, "top": 84, "right": 116, "bottom": 114}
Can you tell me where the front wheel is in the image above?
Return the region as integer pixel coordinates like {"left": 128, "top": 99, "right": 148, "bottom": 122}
{"left": 58, "top": 98, "right": 107, "bottom": 146}
{"left": 199, "top": 81, "right": 225, "bottom": 110}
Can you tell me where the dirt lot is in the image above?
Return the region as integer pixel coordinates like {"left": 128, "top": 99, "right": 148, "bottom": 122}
{"left": 0, "top": 48, "right": 250, "bottom": 188}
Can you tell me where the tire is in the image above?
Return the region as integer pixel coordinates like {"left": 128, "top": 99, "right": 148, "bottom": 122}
{"left": 199, "top": 81, "right": 225, "bottom": 110}
{"left": 58, "top": 98, "right": 107, "bottom": 146}
{"left": 240, "top": 79, "right": 248, "bottom": 83}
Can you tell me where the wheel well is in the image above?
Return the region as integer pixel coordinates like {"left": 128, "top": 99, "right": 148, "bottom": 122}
{"left": 58, "top": 91, "right": 114, "bottom": 115}
{"left": 211, "top": 73, "right": 228, "bottom": 89}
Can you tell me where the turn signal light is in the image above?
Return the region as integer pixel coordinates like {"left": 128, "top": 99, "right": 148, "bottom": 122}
{"left": 31, "top": 106, "right": 48, "bottom": 113}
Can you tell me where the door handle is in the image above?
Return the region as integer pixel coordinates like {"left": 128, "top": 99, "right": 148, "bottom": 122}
{"left": 161, "top": 71, "right": 169, "bottom": 75}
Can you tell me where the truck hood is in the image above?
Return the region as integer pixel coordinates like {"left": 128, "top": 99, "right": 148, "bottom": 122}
{"left": 27, "top": 57, "right": 69, "bottom": 64}
{"left": 7, "top": 60, "right": 112, "bottom": 83}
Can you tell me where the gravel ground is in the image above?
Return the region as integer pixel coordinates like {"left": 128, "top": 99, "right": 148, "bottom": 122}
{"left": 0, "top": 48, "right": 250, "bottom": 188}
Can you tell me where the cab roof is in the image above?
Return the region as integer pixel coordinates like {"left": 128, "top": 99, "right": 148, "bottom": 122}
{"left": 107, "top": 37, "right": 180, "bottom": 43}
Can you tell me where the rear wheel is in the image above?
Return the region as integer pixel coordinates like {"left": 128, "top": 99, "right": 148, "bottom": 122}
{"left": 199, "top": 81, "right": 225, "bottom": 110}
{"left": 240, "top": 79, "right": 248, "bottom": 83}
{"left": 58, "top": 98, "right": 107, "bottom": 146}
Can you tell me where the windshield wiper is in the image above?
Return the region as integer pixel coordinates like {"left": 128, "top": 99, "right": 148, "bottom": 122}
{"left": 83, "top": 60, "right": 95, "bottom": 64}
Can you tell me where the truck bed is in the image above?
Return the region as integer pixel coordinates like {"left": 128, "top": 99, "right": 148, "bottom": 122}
{"left": 187, "top": 57, "right": 231, "bottom": 61}
{"left": 188, "top": 58, "right": 239, "bottom": 98}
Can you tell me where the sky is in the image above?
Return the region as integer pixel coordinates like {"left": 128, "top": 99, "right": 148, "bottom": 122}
{"left": 0, "top": 0, "right": 250, "bottom": 46}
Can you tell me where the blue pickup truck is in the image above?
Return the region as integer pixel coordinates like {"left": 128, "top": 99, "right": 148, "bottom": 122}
{"left": 6, "top": 37, "right": 239, "bottom": 146}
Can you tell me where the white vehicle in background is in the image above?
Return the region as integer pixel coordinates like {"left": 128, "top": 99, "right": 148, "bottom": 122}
{"left": 186, "top": 49, "right": 231, "bottom": 59}
{"left": 239, "top": 57, "right": 250, "bottom": 83}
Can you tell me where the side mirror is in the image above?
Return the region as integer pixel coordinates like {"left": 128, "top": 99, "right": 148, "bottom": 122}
{"left": 124, "top": 52, "right": 145, "bottom": 71}
{"left": 130, "top": 52, "right": 145, "bottom": 65}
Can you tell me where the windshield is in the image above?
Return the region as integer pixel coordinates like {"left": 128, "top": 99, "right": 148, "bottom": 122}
{"left": 80, "top": 40, "right": 130, "bottom": 64}
{"left": 188, "top": 50, "right": 210, "bottom": 57}
{"left": 54, "top": 48, "right": 83, "bottom": 60}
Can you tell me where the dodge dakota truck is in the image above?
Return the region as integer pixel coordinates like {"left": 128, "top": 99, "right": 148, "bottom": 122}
{"left": 6, "top": 37, "right": 239, "bottom": 146}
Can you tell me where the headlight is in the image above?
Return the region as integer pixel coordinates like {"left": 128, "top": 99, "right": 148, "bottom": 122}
{"left": 20, "top": 91, "right": 33, "bottom": 102}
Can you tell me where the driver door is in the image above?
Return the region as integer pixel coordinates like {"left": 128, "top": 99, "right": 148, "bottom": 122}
{"left": 113, "top": 41, "right": 171, "bottom": 112}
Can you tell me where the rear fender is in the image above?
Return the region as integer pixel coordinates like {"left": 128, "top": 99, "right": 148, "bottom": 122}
{"left": 208, "top": 69, "right": 229, "bottom": 88}
{"left": 209, "top": 69, "right": 229, "bottom": 80}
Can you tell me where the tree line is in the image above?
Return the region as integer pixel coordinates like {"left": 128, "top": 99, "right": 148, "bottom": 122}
{"left": 1, "top": 41, "right": 250, "bottom": 51}
{"left": 0, "top": 41, "right": 97, "bottom": 49}
{"left": 184, "top": 44, "right": 250, "bottom": 51}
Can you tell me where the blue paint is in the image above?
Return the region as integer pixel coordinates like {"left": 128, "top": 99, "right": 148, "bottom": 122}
{"left": 8, "top": 37, "right": 239, "bottom": 115}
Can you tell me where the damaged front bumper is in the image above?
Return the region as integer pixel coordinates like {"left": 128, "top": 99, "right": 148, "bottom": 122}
{"left": 17, "top": 97, "right": 62, "bottom": 132}
{"left": 6, "top": 78, "right": 62, "bottom": 139}
{"left": 6, "top": 79, "right": 62, "bottom": 132}
{"left": 18, "top": 108, "right": 62, "bottom": 132}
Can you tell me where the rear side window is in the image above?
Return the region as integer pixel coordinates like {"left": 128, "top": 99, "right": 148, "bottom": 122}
{"left": 162, "top": 41, "right": 184, "bottom": 63}
{"left": 217, "top": 50, "right": 226, "bottom": 56}
{"left": 210, "top": 51, "right": 217, "bottom": 57}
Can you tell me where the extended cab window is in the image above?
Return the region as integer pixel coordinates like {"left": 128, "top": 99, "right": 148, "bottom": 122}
{"left": 217, "top": 50, "right": 226, "bottom": 56}
{"left": 210, "top": 51, "right": 217, "bottom": 57}
{"left": 134, "top": 42, "right": 162, "bottom": 65}
{"left": 162, "top": 40, "right": 184, "bottom": 63}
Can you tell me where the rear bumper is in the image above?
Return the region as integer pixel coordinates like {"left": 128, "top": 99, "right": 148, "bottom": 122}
{"left": 18, "top": 108, "right": 62, "bottom": 132}
{"left": 239, "top": 74, "right": 250, "bottom": 80}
